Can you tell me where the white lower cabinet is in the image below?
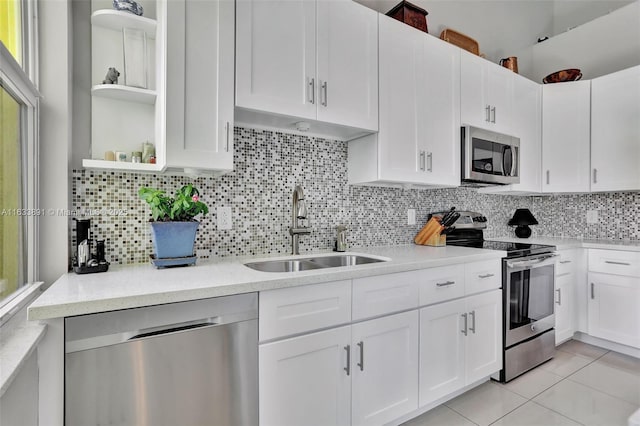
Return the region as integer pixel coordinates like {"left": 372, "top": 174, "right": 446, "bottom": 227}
{"left": 351, "top": 311, "right": 419, "bottom": 426}
{"left": 259, "top": 326, "right": 352, "bottom": 426}
{"left": 419, "top": 290, "right": 502, "bottom": 407}
{"left": 587, "top": 249, "right": 640, "bottom": 349}
{"left": 259, "top": 311, "right": 418, "bottom": 426}
{"left": 554, "top": 249, "right": 581, "bottom": 344}
{"left": 588, "top": 272, "right": 640, "bottom": 349}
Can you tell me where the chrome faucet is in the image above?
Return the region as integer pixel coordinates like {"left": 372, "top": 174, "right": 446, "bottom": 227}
{"left": 289, "top": 185, "right": 311, "bottom": 255}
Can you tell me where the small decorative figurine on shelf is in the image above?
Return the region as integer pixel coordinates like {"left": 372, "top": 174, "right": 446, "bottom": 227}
{"left": 102, "top": 67, "right": 120, "bottom": 84}
{"left": 113, "top": 0, "right": 143, "bottom": 16}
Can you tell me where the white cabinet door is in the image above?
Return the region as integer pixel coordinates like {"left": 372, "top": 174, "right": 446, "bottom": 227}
{"left": 377, "top": 15, "right": 426, "bottom": 183}
{"left": 591, "top": 65, "right": 640, "bottom": 191}
{"left": 421, "top": 34, "right": 461, "bottom": 186}
{"left": 541, "top": 81, "right": 591, "bottom": 193}
{"left": 465, "top": 290, "right": 502, "bottom": 384}
{"left": 487, "top": 64, "right": 514, "bottom": 135}
{"left": 480, "top": 75, "right": 541, "bottom": 195}
{"left": 316, "top": 0, "right": 378, "bottom": 131}
{"left": 461, "top": 51, "right": 513, "bottom": 134}
{"left": 166, "top": 0, "right": 234, "bottom": 171}
{"left": 352, "top": 311, "right": 419, "bottom": 426}
{"left": 419, "top": 299, "right": 466, "bottom": 406}
{"left": 259, "top": 326, "right": 351, "bottom": 426}
{"left": 236, "top": 0, "right": 316, "bottom": 120}
{"left": 588, "top": 272, "right": 640, "bottom": 349}
{"left": 555, "top": 273, "right": 575, "bottom": 344}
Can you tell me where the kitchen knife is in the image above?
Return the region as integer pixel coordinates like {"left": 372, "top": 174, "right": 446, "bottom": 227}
{"left": 440, "top": 207, "right": 456, "bottom": 225}
{"left": 442, "top": 212, "right": 460, "bottom": 228}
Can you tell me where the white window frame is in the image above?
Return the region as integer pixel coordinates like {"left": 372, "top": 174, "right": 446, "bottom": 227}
{"left": 0, "top": 11, "right": 40, "bottom": 313}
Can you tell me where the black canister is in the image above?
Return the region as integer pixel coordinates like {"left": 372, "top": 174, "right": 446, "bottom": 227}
{"left": 96, "top": 240, "right": 106, "bottom": 262}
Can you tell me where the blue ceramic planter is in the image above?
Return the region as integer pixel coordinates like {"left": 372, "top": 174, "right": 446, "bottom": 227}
{"left": 150, "top": 221, "right": 199, "bottom": 259}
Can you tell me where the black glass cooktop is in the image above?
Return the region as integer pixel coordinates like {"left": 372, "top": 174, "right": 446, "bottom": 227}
{"left": 449, "top": 239, "right": 556, "bottom": 258}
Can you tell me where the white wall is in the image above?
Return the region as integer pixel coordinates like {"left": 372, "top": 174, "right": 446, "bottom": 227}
{"left": 355, "top": 0, "right": 555, "bottom": 64}
{"left": 0, "top": 352, "right": 39, "bottom": 426}
{"left": 552, "top": 0, "right": 634, "bottom": 35}
{"left": 520, "top": 1, "right": 640, "bottom": 82}
{"left": 39, "top": 0, "right": 73, "bottom": 285}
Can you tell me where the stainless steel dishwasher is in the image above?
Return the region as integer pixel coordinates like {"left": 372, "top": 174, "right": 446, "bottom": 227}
{"left": 65, "top": 293, "right": 258, "bottom": 426}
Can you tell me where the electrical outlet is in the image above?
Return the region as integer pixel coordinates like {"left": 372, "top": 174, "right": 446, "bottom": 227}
{"left": 217, "top": 206, "right": 232, "bottom": 230}
{"left": 407, "top": 209, "right": 416, "bottom": 225}
{"left": 586, "top": 210, "right": 598, "bottom": 224}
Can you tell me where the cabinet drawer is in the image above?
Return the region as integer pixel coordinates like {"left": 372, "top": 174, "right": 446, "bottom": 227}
{"left": 588, "top": 249, "right": 640, "bottom": 277}
{"left": 557, "top": 249, "right": 581, "bottom": 276}
{"left": 465, "top": 260, "right": 502, "bottom": 294}
{"left": 353, "top": 271, "right": 419, "bottom": 321}
{"left": 259, "top": 280, "right": 351, "bottom": 341}
{"left": 419, "top": 265, "right": 465, "bottom": 306}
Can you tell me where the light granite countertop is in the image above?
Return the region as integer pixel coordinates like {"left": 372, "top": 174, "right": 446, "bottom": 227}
{"left": 28, "top": 238, "right": 640, "bottom": 321}
{"left": 28, "top": 245, "right": 507, "bottom": 321}
{"left": 490, "top": 236, "right": 640, "bottom": 252}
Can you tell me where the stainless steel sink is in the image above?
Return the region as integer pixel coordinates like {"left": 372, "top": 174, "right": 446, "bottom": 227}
{"left": 306, "top": 255, "right": 383, "bottom": 268}
{"left": 244, "top": 259, "right": 324, "bottom": 273}
{"left": 244, "top": 254, "right": 386, "bottom": 272}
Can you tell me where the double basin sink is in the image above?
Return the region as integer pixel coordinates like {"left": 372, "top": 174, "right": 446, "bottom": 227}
{"left": 245, "top": 254, "right": 385, "bottom": 273}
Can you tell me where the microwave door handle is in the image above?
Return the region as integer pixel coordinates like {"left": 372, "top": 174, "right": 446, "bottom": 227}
{"left": 502, "top": 146, "right": 512, "bottom": 177}
{"left": 511, "top": 147, "right": 517, "bottom": 177}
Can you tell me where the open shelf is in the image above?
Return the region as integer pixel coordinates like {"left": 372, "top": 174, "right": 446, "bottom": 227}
{"left": 91, "top": 84, "right": 157, "bottom": 104}
{"left": 82, "top": 159, "right": 163, "bottom": 173}
{"left": 91, "top": 9, "right": 156, "bottom": 39}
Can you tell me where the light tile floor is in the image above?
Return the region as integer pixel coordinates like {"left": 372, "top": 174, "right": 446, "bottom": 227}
{"left": 404, "top": 340, "right": 640, "bottom": 426}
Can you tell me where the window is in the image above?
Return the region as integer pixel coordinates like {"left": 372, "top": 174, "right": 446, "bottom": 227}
{"left": 0, "top": 0, "right": 39, "bottom": 307}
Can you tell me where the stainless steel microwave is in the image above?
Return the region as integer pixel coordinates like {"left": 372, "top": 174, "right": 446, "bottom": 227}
{"left": 461, "top": 126, "right": 520, "bottom": 186}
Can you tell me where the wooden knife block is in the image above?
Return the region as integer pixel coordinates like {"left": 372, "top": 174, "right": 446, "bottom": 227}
{"left": 414, "top": 217, "right": 446, "bottom": 247}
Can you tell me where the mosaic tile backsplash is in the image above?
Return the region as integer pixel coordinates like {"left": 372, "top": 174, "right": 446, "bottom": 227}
{"left": 71, "top": 128, "right": 640, "bottom": 265}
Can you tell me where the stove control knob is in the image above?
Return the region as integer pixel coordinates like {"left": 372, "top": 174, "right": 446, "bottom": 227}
{"left": 531, "top": 325, "right": 536, "bottom": 331}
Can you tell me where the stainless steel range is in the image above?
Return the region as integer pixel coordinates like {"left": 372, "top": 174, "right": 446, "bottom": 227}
{"left": 430, "top": 211, "right": 558, "bottom": 382}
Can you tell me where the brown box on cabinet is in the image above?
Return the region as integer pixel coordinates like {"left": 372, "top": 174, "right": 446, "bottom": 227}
{"left": 386, "top": 1, "right": 428, "bottom": 33}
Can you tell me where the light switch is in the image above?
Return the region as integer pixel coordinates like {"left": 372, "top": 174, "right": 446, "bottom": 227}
{"left": 408, "top": 209, "right": 416, "bottom": 225}
{"left": 217, "top": 206, "right": 232, "bottom": 230}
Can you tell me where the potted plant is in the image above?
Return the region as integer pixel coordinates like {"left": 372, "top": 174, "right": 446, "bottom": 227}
{"left": 139, "top": 184, "right": 209, "bottom": 266}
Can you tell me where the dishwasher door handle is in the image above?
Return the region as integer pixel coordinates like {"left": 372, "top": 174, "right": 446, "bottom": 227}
{"left": 66, "top": 309, "right": 257, "bottom": 353}
{"left": 128, "top": 318, "right": 220, "bottom": 341}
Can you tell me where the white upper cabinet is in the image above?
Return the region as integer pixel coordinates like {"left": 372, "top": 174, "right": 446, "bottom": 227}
{"left": 166, "top": 0, "right": 234, "bottom": 173}
{"left": 235, "top": 0, "right": 378, "bottom": 138}
{"left": 542, "top": 81, "right": 591, "bottom": 193}
{"left": 479, "top": 75, "right": 541, "bottom": 195}
{"left": 348, "top": 15, "right": 460, "bottom": 188}
{"left": 316, "top": 0, "right": 378, "bottom": 131}
{"left": 460, "top": 50, "right": 513, "bottom": 135}
{"left": 590, "top": 65, "right": 640, "bottom": 192}
{"left": 236, "top": 0, "right": 317, "bottom": 120}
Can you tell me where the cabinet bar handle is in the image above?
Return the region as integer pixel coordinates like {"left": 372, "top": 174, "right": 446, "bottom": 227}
{"left": 485, "top": 105, "right": 491, "bottom": 122}
{"left": 461, "top": 313, "right": 468, "bottom": 336}
{"left": 591, "top": 283, "right": 595, "bottom": 299}
{"left": 427, "top": 152, "right": 433, "bottom": 172}
{"left": 225, "top": 122, "right": 230, "bottom": 152}
{"left": 593, "top": 168, "right": 597, "bottom": 184}
{"left": 556, "top": 288, "right": 562, "bottom": 305}
{"left": 419, "top": 150, "right": 426, "bottom": 171}
{"left": 436, "top": 280, "right": 455, "bottom": 287}
{"left": 605, "top": 260, "right": 631, "bottom": 266}
{"left": 344, "top": 345, "right": 351, "bottom": 376}
{"left": 469, "top": 310, "right": 476, "bottom": 334}
{"left": 546, "top": 170, "right": 550, "bottom": 185}
{"left": 559, "top": 260, "right": 572, "bottom": 264}
{"left": 478, "top": 273, "right": 494, "bottom": 279}
{"left": 308, "top": 77, "right": 315, "bottom": 104}
{"left": 357, "top": 341, "right": 364, "bottom": 371}
{"left": 490, "top": 106, "right": 496, "bottom": 123}
{"left": 321, "top": 81, "right": 327, "bottom": 107}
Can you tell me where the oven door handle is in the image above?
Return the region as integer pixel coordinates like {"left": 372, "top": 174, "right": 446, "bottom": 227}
{"left": 506, "top": 253, "right": 559, "bottom": 269}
